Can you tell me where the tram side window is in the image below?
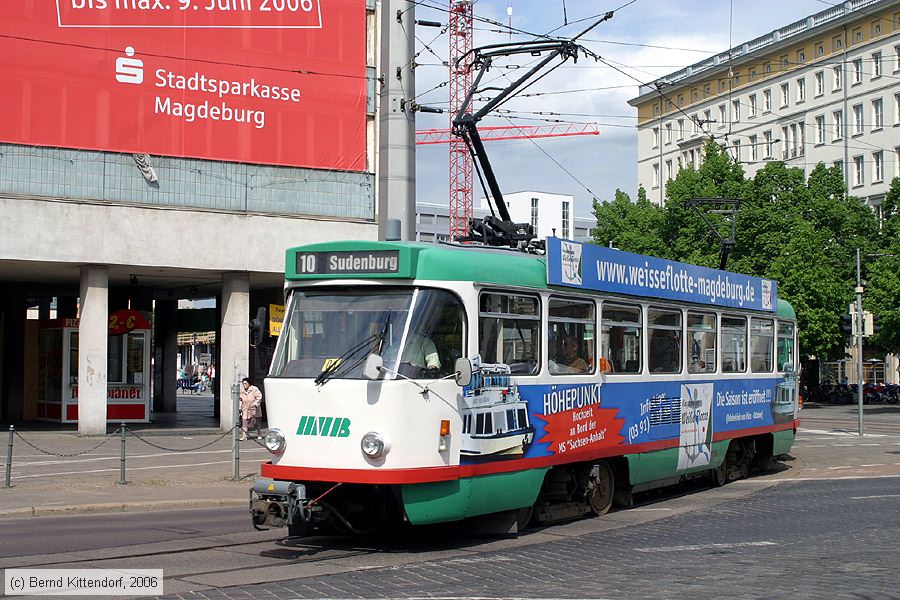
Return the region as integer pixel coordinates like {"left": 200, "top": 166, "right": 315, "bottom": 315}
{"left": 478, "top": 292, "right": 541, "bottom": 374}
{"left": 687, "top": 311, "right": 716, "bottom": 374}
{"left": 777, "top": 322, "right": 795, "bottom": 371}
{"left": 721, "top": 316, "right": 747, "bottom": 373}
{"left": 648, "top": 307, "right": 682, "bottom": 373}
{"left": 548, "top": 297, "right": 595, "bottom": 375}
{"left": 601, "top": 303, "right": 642, "bottom": 373}
{"left": 750, "top": 318, "right": 774, "bottom": 372}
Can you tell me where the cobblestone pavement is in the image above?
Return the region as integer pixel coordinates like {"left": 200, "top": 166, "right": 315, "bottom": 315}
{"left": 155, "top": 475, "right": 900, "bottom": 600}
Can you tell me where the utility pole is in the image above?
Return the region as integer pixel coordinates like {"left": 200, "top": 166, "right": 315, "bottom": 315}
{"left": 378, "top": 0, "right": 417, "bottom": 241}
{"left": 855, "top": 247, "right": 864, "bottom": 436}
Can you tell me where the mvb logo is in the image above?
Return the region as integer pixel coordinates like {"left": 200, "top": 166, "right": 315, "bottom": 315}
{"left": 297, "top": 416, "right": 351, "bottom": 438}
{"left": 115, "top": 46, "right": 144, "bottom": 85}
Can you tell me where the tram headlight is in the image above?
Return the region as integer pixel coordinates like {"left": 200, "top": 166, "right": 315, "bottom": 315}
{"left": 360, "top": 431, "right": 387, "bottom": 459}
{"left": 264, "top": 428, "right": 286, "bottom": 454}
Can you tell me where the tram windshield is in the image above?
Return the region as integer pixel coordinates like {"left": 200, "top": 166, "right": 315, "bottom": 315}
{"left": 270, "top": 287, "right": 464, "bottom": 380}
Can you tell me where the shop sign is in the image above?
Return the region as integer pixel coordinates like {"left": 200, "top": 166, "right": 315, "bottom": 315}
{"left": 269, "top": 303, "right": 285, "bottom": 337}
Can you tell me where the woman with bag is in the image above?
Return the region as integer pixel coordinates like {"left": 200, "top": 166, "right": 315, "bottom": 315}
{"left": 239, "top": 377, "right": 263, "bottom": 441}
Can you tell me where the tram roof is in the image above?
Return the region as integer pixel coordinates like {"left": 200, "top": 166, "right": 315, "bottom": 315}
{"left": 285, "top": 240, "right": 795, "bottom": 319}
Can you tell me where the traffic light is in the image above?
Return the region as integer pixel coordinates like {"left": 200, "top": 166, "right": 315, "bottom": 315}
{"left": 840, "top": 313, "right": 855, "bottom": 334}
{"left": 872, "top": 315, "right": 882, "bottom": 334}
{"left": 249, "top": 306, "right": 266, "bottom": 346}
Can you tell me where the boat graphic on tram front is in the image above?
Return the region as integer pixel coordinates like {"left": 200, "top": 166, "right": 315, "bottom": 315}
{"left": 460, "top": 356, "right": 535, "bottom": 458}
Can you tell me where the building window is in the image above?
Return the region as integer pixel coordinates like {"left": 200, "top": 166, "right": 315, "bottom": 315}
{"left": 780, "top": 83, "right": 789, "bottom": 108}
{"left": 796, "top": 49, "right": 806, "bottom": 64}
{"left": 749, "top": 135, "right": 758, "bottom": 161}
{"left": 853, "top": 104, "right": 864, "bottom": 135}
{"left": 834, "top": 160, "right": 844, "bottom": 176}
{"left": 816, "top": 115, "right": 826, "bottom": 144}
{"left": 852, "top": 27, "right": 862, "bottom": 44}
{"left": 677, "top": 118, "right": 684, "bottom": 140}
{"left": 652, "top": 127, "right": 659, "bottom": 148}
{"left": 815, "top": 71, "right": 824, "bottom": 96}
{"left": 832, "top": 34, "right": 843, "bottom": 51}
{"left": 872, "top": 98, "right": 883, "bottom": 129}
{"left": 764, "top": 130, "right": 772, "bottom": 158}
{"left": 896, "top": 45, "right": 900, "bottom": 71}
{"left": 653, "top": 103, "right": 660, "bottom": 116}
{"left": 817, "top": 42, "right": 825, "bottom": 57}
{"left": 731, "top": 99, "right": 740, "bottom": 122}
{"left": 896, "top": 93, "right": 900, "bottom": 125}
{"left": 833, "top": 65, "right": 842, "bottom": 90}
{"left": 733, "top": 139, "right": 742, "bottom": 162}
{"left": 561, "top": 201, "right": 570, "bottom": 239}
{"left": 796, "top": 77, "right": 806, "bottom": 102}
{"left": 665, "top": 159, "right": 673, "bottom": 182}
{"left": 748, "top": 94, "right": 757, "bottom": 118}
{"left": 896, "top": 147, "right": 900, "bottom": 178}
{"left": 665, "top": 123, "right": 672, "bottom": 144}
{"left": 781, "top": 126, "right": 790, "bottom": 159}
{"left": 703, "top": 109, "right": 711, "bottom": 128}
{"left": 833, "top": 110, "right": 844, "bottom": 140}
{"left": 798, "top": 123, "right": 805, "bottom": 156}
{"left": 691, "top": 114, "right": 699, "bottom": 135}
{"left": 853, "top": 155, "right": 864, "bottom": 187}
{"left": 872, "top": 20, "right": 882, "bottom": 36}
{"left": 530, "top": 197, "right": 539, "bottom": 231}
{"left": 763, "top": 89, "right": 771, "bottom": 112}
{"left": 718, "top": 104, "right": 726, "bottom": 128}
{"left": 852, "top": 58, "right": 863, "bottom": 84}
{"left": 872, "top": 52, "right": 882, "bottom": 78}
{"left": 652, "top": 163, "right": 660, "bottom": 189}
{"left": 873, "top": 151, "right": 884, "bottom": 182}
{"left": 790, "top": 124, "right": 798, "bottom": 158}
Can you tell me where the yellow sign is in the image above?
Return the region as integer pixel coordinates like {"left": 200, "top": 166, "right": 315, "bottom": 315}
{"left": 269, "top": 304, "right": 285, "bottom": 337}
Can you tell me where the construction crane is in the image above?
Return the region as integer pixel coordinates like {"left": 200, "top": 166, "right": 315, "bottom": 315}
{"left": 448, "top": 0, "right": 474, "bottom": 244}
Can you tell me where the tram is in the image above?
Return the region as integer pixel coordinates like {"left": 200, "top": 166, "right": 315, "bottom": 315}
{"left": 250, "top": 237, "right": 800, "bottom": 535}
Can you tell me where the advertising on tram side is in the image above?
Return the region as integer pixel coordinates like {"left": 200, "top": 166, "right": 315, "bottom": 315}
{"left": 461, "top": 378, "right": 795, "bottom": 471}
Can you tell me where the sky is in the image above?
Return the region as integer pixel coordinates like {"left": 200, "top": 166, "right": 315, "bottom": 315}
{"left": 410, "top": 0, "right": 834, "bottom": 218}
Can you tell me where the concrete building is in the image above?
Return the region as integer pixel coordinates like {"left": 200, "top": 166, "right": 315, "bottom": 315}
{"left": 0, "top": 2, "right": 389, "bottom": 432}
{"left": 416, "top": 191, "right": 594, "bottom": 243}
{"left": 628, "top": 0, "right": 900, "bottom": 216}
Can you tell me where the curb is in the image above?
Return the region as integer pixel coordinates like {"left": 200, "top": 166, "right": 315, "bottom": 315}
{"left": 0, "top": 498, "right": 248, "bottom": 519}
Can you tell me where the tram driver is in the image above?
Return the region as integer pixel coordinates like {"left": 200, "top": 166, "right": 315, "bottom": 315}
{"left": 550, "top": 333, "right": 590, "bottom": 374}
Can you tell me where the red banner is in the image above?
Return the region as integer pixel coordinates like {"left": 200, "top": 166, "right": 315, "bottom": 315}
{"left": 0, "top": 1, "right": 366, "bottom": 170}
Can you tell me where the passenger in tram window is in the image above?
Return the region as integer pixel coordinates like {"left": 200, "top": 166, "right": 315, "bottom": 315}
{"left": 560, "top": 334, "right": 589, "bottom": 373}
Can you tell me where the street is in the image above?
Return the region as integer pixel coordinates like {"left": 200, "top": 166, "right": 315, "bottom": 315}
{"left": 1, "top": 404, "right": 899, "bottom": 599}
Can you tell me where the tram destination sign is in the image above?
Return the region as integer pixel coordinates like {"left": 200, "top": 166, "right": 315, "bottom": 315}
{"left": 546, "top": 238, "right": 777, "bottom": 312}
{"left": 295, "top": 250, "right": 400, "bottom": 276}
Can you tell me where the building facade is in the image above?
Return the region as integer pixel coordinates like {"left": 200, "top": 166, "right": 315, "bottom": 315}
{"left": 628, "top": 0, "right": 900, "bottom": 216}
{"left": 416, "top": 191, "right": 594, "bottom": 244}
{"left": 0, "top": 1, "right": 384, "bottom": 432}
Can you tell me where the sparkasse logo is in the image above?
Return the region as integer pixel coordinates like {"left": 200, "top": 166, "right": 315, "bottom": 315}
{"left": 297, "top": 416, "right": 351, "bottom": 438}
{"left": 115, "top": 46, "right": 144, "bottom": 84}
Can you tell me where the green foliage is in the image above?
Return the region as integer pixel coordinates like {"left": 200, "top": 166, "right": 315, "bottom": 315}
{"left": 592, "top": 146, "right": 889, "bottom": 361}
{"left": 865, "top": 177, "right": 900, "bottom": 353}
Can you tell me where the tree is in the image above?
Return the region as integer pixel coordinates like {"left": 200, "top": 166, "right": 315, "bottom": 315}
{"left": 864, "top": 177, "right": 900, "bottom": 354}
{"left": 591, "top": 187, "right": 666, "bottom": 256}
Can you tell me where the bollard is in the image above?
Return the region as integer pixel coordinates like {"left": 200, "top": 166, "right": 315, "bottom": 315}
{"left": 232, "top": 382, "right": 240, "bottom": 480}
{"left": 4, "top": 425, "right": 13, "bottom": 488}
{"left": 118, "top": 422, "right": 126, "bottom": 485}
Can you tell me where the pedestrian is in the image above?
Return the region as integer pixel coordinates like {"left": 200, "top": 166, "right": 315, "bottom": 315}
{"left": 239, "top": 377, "right": 263, "bottom": 441}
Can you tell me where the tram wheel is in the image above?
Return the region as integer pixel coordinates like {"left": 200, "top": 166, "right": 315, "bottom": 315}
{"left": 711, "top": 459, "right": 728, "bottom": 487}
{"left": 515, "top": 504, "right": 534, "bottom": 531}
{"left": 588, "top": 461, "right": 615, "bottom": 516}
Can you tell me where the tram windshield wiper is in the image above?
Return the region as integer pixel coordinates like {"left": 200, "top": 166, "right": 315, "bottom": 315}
{"left": 314, "top": 310, "right": 393, "bottom": 386}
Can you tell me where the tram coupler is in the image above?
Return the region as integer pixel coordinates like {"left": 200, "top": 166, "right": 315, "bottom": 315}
{"left": 250, "top": 478, "right": 310, "bottom": 531}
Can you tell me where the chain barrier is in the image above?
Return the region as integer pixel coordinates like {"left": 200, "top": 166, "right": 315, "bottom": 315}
{"left": 12, "top": 428, "right": 119, "bottom": 457}
{"left": 127, "top": 427, "right": 236, "bottom": 452}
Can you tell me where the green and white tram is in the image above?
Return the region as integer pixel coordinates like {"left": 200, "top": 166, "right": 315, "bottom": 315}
{"left": 250, "top": 238, "right": 799, "bottom": 534}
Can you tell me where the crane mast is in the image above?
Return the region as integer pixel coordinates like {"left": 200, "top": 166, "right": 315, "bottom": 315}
{"left": 448, "top": 0, "right": 474, "bottom": 243}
